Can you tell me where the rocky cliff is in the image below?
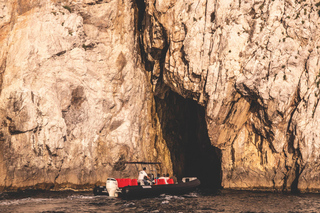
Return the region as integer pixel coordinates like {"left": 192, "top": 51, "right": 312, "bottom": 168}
{"left": 0, "top": 0, "right": 173, "bottom": 191}
{"left": 1, "top": 0, "right": 320, "bottom": 192}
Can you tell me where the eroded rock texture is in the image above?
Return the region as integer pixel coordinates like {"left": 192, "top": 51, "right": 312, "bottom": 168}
{"left": 1, "top": 0, "right": 320, "bottom": 192}
{"left": 0, "top": 0, "right": 172, "bottom": 191}
{"left": 143, "top": 0, "right": 320, "bottom": 192}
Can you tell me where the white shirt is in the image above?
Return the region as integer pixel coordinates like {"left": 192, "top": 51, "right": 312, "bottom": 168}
{"left": 138, "top": 170, "right": 148, "bottom": 180}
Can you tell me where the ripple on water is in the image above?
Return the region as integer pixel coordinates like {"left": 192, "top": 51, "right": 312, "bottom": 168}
{"left": 1, "top": 190, "right": 320, "bottom": 212}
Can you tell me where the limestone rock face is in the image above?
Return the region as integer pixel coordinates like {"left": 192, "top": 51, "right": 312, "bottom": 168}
{"left": 0, "top": 0, "right": 172, "bottom": 191}
{"left": 1, "top": 0, "right": 320, "bottom": 193}
{"left": 143, "top": 0, "right": 320, "bottom": 192}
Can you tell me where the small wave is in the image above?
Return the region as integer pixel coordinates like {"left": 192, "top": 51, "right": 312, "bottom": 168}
{"left": 160, "top": 194, "right": 185, "bottom": 200}
{"left": 0, "top": 197, "right": 55, "bottom": 206}
{"left": 164, "top": 195, "right": 173, "bottom": 200}
{"left": 67, "top": 195, "right": 95, "bottom": 200}
{"left": 161, "top": 200, "right": 169, "bottom": 204}
{"left": 183, "top": 192, "right": 198, "bottom": 198}
{"left": 123, "top": 202, "right": 135, "bottom": 207}
{"left": 0, "top": 199, "right": 22, "bottom": 206}
{"left": 173, "top": 195, "right": 185, "bottom": 200}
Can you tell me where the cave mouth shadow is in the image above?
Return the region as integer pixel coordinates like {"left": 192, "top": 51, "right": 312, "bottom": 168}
{"left": 155, "top": 90, "right": 222, "bottom": 191}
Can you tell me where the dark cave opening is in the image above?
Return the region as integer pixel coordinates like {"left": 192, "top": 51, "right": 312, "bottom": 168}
{"left": 135, "top": 0, "right": 221, "bottom": 191}
{"left": 155, "top": 90, "right": 222, "bottom": 190}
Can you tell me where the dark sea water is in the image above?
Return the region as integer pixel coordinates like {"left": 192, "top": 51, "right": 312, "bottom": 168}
{"left": 1, "top": 189, "right": 320, "bottom": 213}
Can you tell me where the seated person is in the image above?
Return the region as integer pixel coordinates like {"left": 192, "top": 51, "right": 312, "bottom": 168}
{"left": 158, "top": 173, "right": 170, "bottom": 184}
{"left": 138, "top": 167, "right": 151, "bottom": 185}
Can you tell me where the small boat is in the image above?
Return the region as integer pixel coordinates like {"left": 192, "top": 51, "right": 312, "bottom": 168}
{"left": 93, "top": 162, "right": 201, "bottom": 199}
{"left": 120, "top": 178, "right": 200, "bottom": 199}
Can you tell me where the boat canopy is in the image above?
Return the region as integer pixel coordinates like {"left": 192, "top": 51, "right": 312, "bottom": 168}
{"left": 125, "top": 162, "right": 161, "bottom": 165}
{"left": 125, "top": 162, "right": 162, "bottom": 179}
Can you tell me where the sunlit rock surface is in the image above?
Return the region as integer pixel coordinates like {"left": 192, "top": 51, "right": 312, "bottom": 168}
{"left": 1, "top": 0, "right": 320, "bottom": 192}
{"left": 143, "top": 0, "right": 320, "bottom": 192}
{"left": 0, "top": 0, "right": 172, "bottom": 191}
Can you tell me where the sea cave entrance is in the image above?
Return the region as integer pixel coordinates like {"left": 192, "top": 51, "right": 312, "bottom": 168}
{"left": 155, "top": 90, "right": 222, "bottom": 190}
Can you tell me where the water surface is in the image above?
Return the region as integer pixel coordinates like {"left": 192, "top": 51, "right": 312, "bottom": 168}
{"left": 1, "top": 189, "right": 320, "bottom": 212}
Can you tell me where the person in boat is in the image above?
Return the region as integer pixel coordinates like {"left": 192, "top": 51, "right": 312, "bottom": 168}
{"left": 154, "top": 173, "right": 160, "bottom": 181}
{"left": 170, "top": 174, "right": 177, "bottom": 184}
{"left": 158, "top": 173, "right": 170, "bottom": 184}
{"left": 138, "top": 167, "right": 151, "bottom": 185}
{"left": 152, "top": 173, "right": 160, "bottom": 184}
